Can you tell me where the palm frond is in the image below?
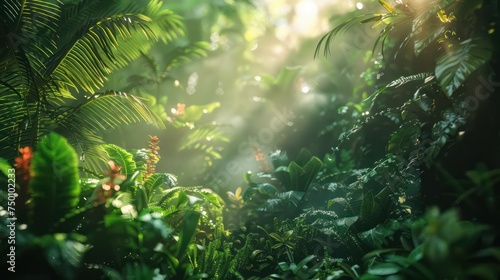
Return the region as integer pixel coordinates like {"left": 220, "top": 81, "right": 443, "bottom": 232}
{"left": 144, "top": 0, "right": 184, "bottom": 43}
{"left": 48, "top": 91, "right": 165, "bottom": 173}
{"left": 61, "top": 91, "right": 165, "bottom": 131}
{"left": 45, "top": 13, "right": 170, "bottom": 93}
{"left": 163, "top": 41, "right": 210, "bottom": 69}
{"left": 314, "top": 14, "right": 384, "bottom": 58}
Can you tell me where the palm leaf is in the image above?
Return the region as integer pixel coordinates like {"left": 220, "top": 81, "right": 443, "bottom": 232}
{"left": 46, "top": 1, "right": 184, "bottom": 94}
{"left": 314, "top": 13, "right": 384, "bottom": 58}
{"left": 163, "top": 41, "right": 210, "bottom": 68}
{"left": 29, "top": 133, "right": 81, "bottom": 234}
{"left": 45, "top": 14, "right": 158, "bottom": 93}
{"left": 53, "top": 91, "right": 164, "bottom": 173}
{"left": 0, "top": 92, "right": 27, "bottom": 155}
{"left": 58, "top": 91, "right": 165, "bottom": 131}
{"left": 0, "top": 0, "right": 59, "bottom": 58}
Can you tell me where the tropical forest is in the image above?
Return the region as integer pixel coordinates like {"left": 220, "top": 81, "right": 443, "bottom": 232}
{"left": 1, "top": 0, "right": 500, "bottom": 279}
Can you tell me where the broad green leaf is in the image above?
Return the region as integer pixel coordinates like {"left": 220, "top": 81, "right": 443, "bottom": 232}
{"left": 435, "top": 36, "right": 492, "bottom": 97}
{"left": 386, "top": 254, "right": 414, "bottom": 268}
{"left": 199, "top": 189, "right": 222, "bottom": 208}
{"left": 288, "top": 161, "right": 305, "bottom": 191}
{"left": 176, "top": 210, "right": 200, "bottom": 260}
{"left": 295, "top": 255, "right": 315, "bottom": 270}
{"left": 294, "top": 148, "right": 314, "bottom": 167}
{"left": 243, "top": 186, "right": 257, "bottom": 201}
{"left": 258, "top": 183, "right": 279, "bottom": 195}
{"left": 277, "top": 191, "right": 305, "bottom": 207}
{"left": 134, "top": 185, "right": 148, "bottom": 212}
{"left": 270, "top": 150, "right": 289, "bottom": 168}
{"left": 35, "top": 233, "right": 86, "bottom": 280}
{"left": 368, "top": 262, "right": 401, "bottom": 275}
{"left": 30, "top": 133, "right": 81, "bottom": 234}
{"left": 408, "top": 244, "right": 424, "bottom": 262}
{"left": 300, "top": 156, "right": 323, "bottom": 191}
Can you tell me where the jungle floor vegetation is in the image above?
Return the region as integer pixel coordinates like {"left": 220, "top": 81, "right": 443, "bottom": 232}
{"left": 1, "top": 0, "right": 500, "bottom": 279}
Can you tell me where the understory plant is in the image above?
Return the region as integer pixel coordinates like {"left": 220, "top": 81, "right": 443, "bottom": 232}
{"left": 0, "top": 133, "right": 227, "bottom": 279}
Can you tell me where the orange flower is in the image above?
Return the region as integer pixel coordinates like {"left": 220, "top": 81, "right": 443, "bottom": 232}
{"left": 175, "top": 103, "right": 185, "bottom": 115}
{"left": 14, "top": 147, "right": 33, "bottom": 181}
{"left": 95, "top": 161, "right": 125, "bottom": 204}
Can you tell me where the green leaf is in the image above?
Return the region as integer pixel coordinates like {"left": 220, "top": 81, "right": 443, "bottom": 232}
{"left": 199, "top": 189, "right": 222, "bottom": 208}
{"left": 144, "top": 173, "right": 177, "bottom": 202}
{"left": 258, "top": 183, "right": 279, "bottom": 195}
{"left": 378, "top": 0, "right": 396, "bottom": 13}
{"left": 103, "top": 144, "right": 137, "bottom": 177}
{"left": 134, "top": 185, "right": 148, "bottom": 212}
{"left": 47, "top": 7, "right": 183, "bottom": 93}
{"left": 387, "top": 121, "right": 421, "bottom": 153}
{"left": 124, "top": 263, "right": 157, "bottom": 280}
{"left": 177, "top": 102, "right": 221, "bottom": 122}
{"left": 368, "top": 262, "right": 401, "bottom": 275}
{"left": 300, "top": 156, "right": 323, "bottom": 191}
{"left": 176, "top": 210, "right": 200, "bottom": 260}
{"left": 30, "top": 133, "right": 81, "bottom": 234}
{"left": 277, "top": 191, "right": 305, "bottom": 207}
{"left": 435, "top": 36, "right": 492, "bottom": 97}
{"left": 408, "top": 244, "right": 424, "bottom": 262}
{"left": 35, "top": 233, "right": 86, "bottom": 280}
{"left": 296, "top": 255, "right": 316, "bottom": 271}
{"left": 354, "top": 188, "right": 390, "bottom": 232}
{"left": 288, "top": 162, "right": 305, "bottom": 191}
{"left": 358, "top": 190, "right": 375, "bottom": 228}
{"left": 467, "top": 265, "right": 500, "bottom": 280}
{"left": 315, "top": 13, "right": 387, "bottom": 58}
{"left": 0, "top": 158, "right": 12, "bottom": 177}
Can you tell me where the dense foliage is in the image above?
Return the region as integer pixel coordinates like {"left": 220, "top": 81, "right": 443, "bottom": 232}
{"left": 1, "top": 0, "right": 499, "bottom": 279}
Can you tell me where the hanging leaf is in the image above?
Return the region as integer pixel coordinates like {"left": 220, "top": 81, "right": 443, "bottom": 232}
{"left": 435, "top": 36, "right": 492, "bottom": 97}
{"left": 30, "top": 133, "right": 81, "bottom": 234}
